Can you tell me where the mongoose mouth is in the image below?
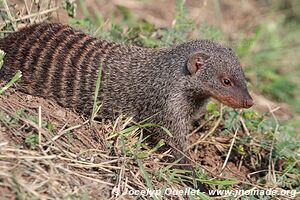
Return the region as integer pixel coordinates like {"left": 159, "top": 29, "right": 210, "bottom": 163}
{"left": 209, "top": 92, "right": 254, "bottom": 109}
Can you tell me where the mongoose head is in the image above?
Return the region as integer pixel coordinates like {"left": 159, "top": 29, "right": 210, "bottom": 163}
{"left": 182, "top": 40, "right": 253, "bottom": 108}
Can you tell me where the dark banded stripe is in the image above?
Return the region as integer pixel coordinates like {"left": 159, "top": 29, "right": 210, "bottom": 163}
{"left": 79, "top": 40, "right": 116, "bottom": 114}
{"left": 82, "top": 49, "right": 103, "bottom": 114}
{"left": 25, "top": 24, "right": 58, "bottom": 94}
{"left": 66, "top": 36, "right": 98, "bottom": 107}
{"left": 30, "top": 24, "right": 66, "bottom": 93}
{"left": 14, "top": 24, "right": 43, "bottom": 68}
{"left": 61, "top": 35, "right": 90, "bottom": 107}
{"left": 15, "top": 24, "right": 50, "bottom": 89}
{"left": 34, "top": 26, "right": 74, "bottom": 95}
{"left": 98, "top": 40, "right": 112, "bottom": 63}
{"left": 73, "top": 39, "right": 102, "bottom": 112}
{"left": 50, "top": 32, "right": 86, "bottom": 107}
{"left": 1, "top": 24, "right": 39, "bottom": 78}
{"left": 21, "top": 23, "right": 52, "bottom": 73}
{"left": 44, "top": 28, "right": 80, "bottom": 98}
{"left": 76, "top": 42, "right": 104, "bottom": 113}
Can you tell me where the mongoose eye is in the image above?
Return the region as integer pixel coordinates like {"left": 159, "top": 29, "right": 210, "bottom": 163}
{"left": 222, "top": 78, "right": 232, "bottom": 87}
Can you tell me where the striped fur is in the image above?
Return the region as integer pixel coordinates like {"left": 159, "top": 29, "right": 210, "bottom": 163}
{"left": 0, "top": 23, "right": 121, "bottom": 115}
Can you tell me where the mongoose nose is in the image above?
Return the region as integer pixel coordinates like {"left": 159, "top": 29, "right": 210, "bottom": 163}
{"left": 243, "top": 99, "right": 254, "bottom": 108}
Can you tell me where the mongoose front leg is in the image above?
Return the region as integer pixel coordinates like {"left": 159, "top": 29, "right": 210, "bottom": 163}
{"left": 159, "top": 92, "right": 209, "bottom": 192}
{"left": 161, "top": 92, "right": 194, "bottom": 163}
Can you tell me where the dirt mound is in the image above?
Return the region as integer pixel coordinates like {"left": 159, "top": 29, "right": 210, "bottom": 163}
{"left": 0, "top": 89, "right": 259, "bottom": 199}
{"left": 0, "top": 90, "right": 114, "bottom": 199}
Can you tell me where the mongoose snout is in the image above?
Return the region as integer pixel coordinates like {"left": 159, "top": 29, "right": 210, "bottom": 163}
{"left": 243, "top": 97, "right": 254, "bottom": 108}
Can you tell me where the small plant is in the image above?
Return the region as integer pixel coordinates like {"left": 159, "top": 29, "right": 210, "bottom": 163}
{"left": 0, "top": 49, "right": 22, "bottom": 94}
{"left": 62, "top": 0, "right": 77, "bottom": 18}
{"left": 25, "top": 133, "right": 39, "bottom": 149}
{"left": 90, "top": 64, "right": 102, "bottom": 121}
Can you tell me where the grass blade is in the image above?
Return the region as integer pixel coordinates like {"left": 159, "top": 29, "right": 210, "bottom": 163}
{"left": 91, "top": 64, "right": 102, "bottom": 121}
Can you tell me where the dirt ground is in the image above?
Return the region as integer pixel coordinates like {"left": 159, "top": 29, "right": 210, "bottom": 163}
{"left": 0, "top": 90, "right": 256, "bottom": 199}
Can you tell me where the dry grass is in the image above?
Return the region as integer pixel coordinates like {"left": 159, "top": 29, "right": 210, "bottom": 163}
{"left": 1, "top": 90, "right": 297, "bottom": 199}
{"left": 0, "top": 90, "right": 190, "bottom": 199}
{"left": 1, "top": 90, "right": 295, "bottom": 199}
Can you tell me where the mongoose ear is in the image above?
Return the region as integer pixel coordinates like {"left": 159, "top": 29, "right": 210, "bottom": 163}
{"left": 187, "top": 52, "right": 210, "bottom": 75}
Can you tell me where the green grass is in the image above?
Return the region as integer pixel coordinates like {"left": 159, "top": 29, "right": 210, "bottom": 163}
{"left": 236, "top": 18, "right": 300, "bottom": 113}
{"left": 0, "top": 50, "right": 22, "bottom": 94}
{"left": 91, "top": 64, "right": 103, "bottom": 121}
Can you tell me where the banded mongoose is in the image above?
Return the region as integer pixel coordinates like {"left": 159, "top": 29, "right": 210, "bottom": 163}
{"left": 0, "top": 22, "right": 253, "bottom": 163}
